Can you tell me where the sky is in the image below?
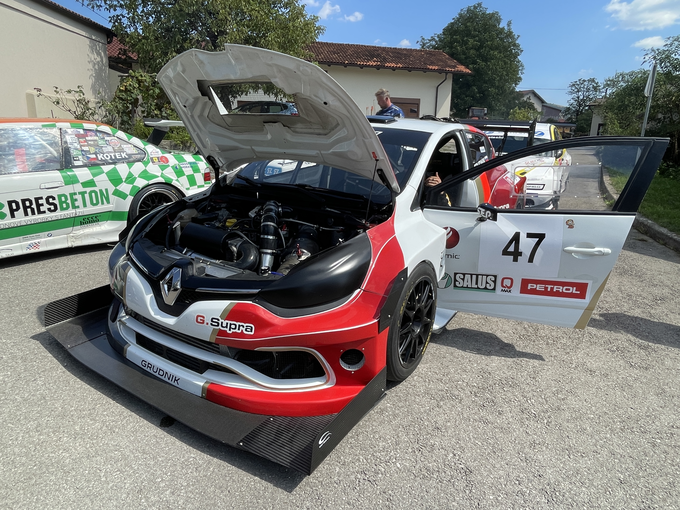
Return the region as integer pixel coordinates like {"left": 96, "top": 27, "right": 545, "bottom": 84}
{"left": 55, "top": 0, "right": 680, "bottom": 107}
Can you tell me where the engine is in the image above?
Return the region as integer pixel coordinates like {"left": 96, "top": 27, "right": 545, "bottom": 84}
{"left": 165, "top": 198, "right": 371, "bottom": 276}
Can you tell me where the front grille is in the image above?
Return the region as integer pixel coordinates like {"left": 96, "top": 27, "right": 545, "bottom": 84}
{"left": 133, "top": 312, "right": 221, "bottom": 354}
{"left": 130, "top": 313, "right": 326, "bottom": 380}
{"left": 136, "top": 334, "right": 234, "bottom": 375}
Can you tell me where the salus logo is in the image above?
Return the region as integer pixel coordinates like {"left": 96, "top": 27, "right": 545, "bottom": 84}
{"left": 453, "top": 272, "right": 497, "bottom": 292}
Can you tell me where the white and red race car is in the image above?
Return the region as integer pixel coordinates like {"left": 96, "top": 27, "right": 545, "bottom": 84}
{"left": 46, "top": 45, "right": 667, "bottom": 474}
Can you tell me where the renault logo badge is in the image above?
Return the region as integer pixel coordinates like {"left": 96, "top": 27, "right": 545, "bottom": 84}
{"left": 161, "top": 267, "right": 182, "bottom": 306}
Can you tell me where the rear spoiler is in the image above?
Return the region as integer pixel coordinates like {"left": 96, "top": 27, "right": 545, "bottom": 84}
{"left": 464, "top": 119, "right": 537, "bottom": 154}
{"left": 143, "top": 118, "right": 186, "bottom": 146}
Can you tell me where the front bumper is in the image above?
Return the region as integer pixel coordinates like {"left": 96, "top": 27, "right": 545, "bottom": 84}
{"left": 45, "top": 286, "right": 386, "bottom": 474}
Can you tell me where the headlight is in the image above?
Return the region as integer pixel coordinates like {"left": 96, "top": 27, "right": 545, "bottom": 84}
{"left": 108, "top": 243, "right": 131, "bottom": 304}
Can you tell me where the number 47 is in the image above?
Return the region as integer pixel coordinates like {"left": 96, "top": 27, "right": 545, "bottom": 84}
{"left": 502, "top": 232, "right": 546, "bottom": 263}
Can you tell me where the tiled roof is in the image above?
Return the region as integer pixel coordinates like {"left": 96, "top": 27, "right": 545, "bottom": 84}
{"left": 34, "top": 0, "right": 114, "bottom": 38}
{"left": 307, "top": 42, "right": 471, "bottom": 74}
{"left": 108, "top": 36, "right": 136, "bottom": 60}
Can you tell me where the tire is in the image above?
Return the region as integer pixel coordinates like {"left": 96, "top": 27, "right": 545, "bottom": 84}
{"left": 386, "top": 264, "right": 437, "bottom": 382}
{"left": 128, "top": 184, "right": 183, "bottom": 223}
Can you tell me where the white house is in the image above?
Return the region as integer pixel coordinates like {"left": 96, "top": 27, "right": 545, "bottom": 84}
{"left": 307, "top": 42, "right": 471, "bottom": 118}
{"left": 0, "top": 0, "right": 116, "bottom": 118}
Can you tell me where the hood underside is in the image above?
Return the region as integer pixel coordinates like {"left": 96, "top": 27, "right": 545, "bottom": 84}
{"left": 158, "top": 45, "right": 399, "bottom": 192}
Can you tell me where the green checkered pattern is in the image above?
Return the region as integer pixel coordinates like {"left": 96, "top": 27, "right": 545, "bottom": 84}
{"left": 46, "top": 122, "right": 209, "bottom": 203}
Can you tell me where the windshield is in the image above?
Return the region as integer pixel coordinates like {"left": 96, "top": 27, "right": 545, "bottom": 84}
{"left": 232, "top": 127, "right": 430, "bottom": 202}
{"left": 374, "top": 128, "right": 430, "bottom": 188}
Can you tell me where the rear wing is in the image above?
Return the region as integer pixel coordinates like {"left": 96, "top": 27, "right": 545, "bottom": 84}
{"left": 143, "top": 118, "right": 185, "bottom": 145}
{"left": 463, "top": 119, "right": 537, "bottom": 154}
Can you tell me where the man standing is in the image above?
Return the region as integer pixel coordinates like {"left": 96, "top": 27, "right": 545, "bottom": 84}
{"left": 375, "top": 89, "right": 404, "bottom": 118}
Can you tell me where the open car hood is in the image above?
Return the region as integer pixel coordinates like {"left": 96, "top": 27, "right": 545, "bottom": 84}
{"left": 158, "top": 45, "right": 399, "bottom": 192}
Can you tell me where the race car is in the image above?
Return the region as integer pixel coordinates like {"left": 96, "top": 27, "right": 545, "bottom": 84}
{"left": 467, "top": 120, "right": 572, "bottom": 209}
{"left": 0, "top": 119, "right": 212, "bottom": 259}
{"left": 46, "top": 45, "right": 668, "bottom": 474}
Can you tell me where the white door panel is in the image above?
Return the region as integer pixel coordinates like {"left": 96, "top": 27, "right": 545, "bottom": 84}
{"left": 418, "top": 136, "right": 669, "bottom": 329}
{"left": 425, "top": 209, "right": 635, "bottom": 328}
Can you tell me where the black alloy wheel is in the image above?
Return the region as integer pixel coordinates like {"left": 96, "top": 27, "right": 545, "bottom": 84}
{"left": 386, "top": 264, "right": 437, "bottom": 381}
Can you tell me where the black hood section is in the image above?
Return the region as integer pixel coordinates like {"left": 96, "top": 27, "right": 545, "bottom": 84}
{"left": 256, "top": 234, "right": 371, "bottom": 309}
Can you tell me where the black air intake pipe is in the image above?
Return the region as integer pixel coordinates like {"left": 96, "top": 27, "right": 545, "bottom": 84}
{"left": 259, "top": 201, "right": 281, "bottom": 275}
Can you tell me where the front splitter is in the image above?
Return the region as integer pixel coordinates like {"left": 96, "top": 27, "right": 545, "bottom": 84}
{"left": 45, "top": 287, "right": 386, "bottom": 474}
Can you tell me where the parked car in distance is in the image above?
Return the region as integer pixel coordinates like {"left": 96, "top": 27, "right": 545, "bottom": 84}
{"left": 0, "top": 119, "right": 212, "bottom": 259}
{"left": 466, "top": 120, "right": 572, "bottom": 209}
{"left": 231, "top": 101, "right": 299, "bottom": 115}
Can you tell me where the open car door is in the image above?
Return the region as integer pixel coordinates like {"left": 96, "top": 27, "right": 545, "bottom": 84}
{"left": 422, "top": 136, "right": 668, "bottom": 328}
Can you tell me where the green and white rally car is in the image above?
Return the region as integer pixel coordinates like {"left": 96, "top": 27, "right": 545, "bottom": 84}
{"left": 0, "top": 118, "right": 212, "bottom": 259}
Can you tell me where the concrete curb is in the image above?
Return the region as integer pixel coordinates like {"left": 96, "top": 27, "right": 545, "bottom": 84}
{"left": 633, "top": 215, "right": 680, "bottom": 253}
{"left": 600, "top": 166, "right": 680, "bottom": 253}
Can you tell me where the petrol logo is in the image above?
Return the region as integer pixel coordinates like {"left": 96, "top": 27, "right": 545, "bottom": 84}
{"left": 520, "top": 278, "right": 589, "bottom": 300}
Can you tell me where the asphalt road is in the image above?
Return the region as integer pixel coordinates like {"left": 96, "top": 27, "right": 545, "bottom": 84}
{"left": 1, "top": 232, "right": 679, "bottom": 509}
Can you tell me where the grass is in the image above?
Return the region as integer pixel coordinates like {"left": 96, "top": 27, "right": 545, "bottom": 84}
{"left": 605, "top": 167, "right": 680, "bottom": 235}
{"left": 639, "top": 175, "right": 680, "bottom": 234}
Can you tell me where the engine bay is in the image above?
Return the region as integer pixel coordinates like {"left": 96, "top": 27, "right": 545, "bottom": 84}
{"left": 139, "top": 188, "right": 391, "bottom": 278}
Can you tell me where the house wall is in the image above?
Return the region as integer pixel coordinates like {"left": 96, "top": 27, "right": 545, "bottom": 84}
{"left": 319, "top": 66, "right": 453, "bottom": 118}
{"left": 0, "top": 0, "right": 110, "bottom": 118}
{"left": 521, "top": 91, "right": 543, "bottom": 112}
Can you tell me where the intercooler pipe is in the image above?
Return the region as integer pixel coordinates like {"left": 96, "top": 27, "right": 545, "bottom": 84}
{"left": 259, "top": 201, "right": 281, "bottom": 275}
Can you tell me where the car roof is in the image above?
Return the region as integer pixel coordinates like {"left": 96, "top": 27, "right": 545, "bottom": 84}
{"left": 0, "top": 118, "right": 106, "bottom": 125}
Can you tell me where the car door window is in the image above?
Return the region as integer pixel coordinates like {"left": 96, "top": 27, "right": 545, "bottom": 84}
{"left": 62, "top": 129, "right": 146, "bottom": 168}
{"left": 0, "top": 127, "right": 62, "bottom": 174}
{"left": 465, "top": 131, "right": 491, "bottom": 166}
{"left": 427, "top": 139, "right": 656, "bottom": 213}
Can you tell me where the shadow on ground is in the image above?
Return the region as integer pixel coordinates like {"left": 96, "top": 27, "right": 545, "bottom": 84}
{"left": 432, "top": 327, "right": 545, "bottom": 361}
{"left": 32, "top": 329, "right": 307, "bottom": 490}
{"left": 588, "top": 313, "right": 680, "bottom": 349}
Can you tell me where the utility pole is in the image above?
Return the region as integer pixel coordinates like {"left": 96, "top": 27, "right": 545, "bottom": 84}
{"left": 641, "top": 62, "right": 657, "bottom": 137}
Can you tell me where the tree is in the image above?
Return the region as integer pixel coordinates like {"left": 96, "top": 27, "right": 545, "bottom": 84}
{"left": 83, "top": 0, "right": 324, "bottom": 74}
{"left": 419, "top": 3, "right": 524, "bottom": 118}
{"left": 600, "top": 35, "right": 680, "bottom": 164}
{"left": 562, "top": 78, "right": 601, "bottom": 123}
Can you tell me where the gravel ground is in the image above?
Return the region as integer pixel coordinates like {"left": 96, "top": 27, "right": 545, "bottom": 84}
{"left": 0, "top": 231, "right": 678, "bottom": 509}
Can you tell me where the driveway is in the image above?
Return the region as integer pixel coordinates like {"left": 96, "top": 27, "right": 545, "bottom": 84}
{"left": 1, "top": 231, "right": 678, "bottom": 509}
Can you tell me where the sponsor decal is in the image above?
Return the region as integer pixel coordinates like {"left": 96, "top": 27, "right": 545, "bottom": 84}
{"left": 438, "top": 273, "right": 453, "bottom": 289}
{"left": 140, "top": 359, "right": 181, "bottom": 385}
{"left": 95, "top": 151, "right": 128, "bottom": 162}
{"left": 453, "top": 272, "right": 497, "bottom": 292}
{"left": 318, "top": 431, "right": 332, "bottom": 448}
{"left": 196, "top": 314, "right": 255, "bottom": 335}
{"left": 520, "top": 278, "right": 589, "bottom": 300}
{"left": 78, "top": 214, "right": 101, "bottom": 226}
{"left": 1, "top": 189, "right": 111, "bottom": 220}
{"left": 25, "top": 241, "right": 41, "bottom": 251}
{"left": 108, "top": 138, "right": 121, "bottom": 147}
{"left": 160, "top": 155, "right": 169, "bottom": 164}
{"left": 445, "top": 227, "right": 460, "bottom": 249}
{"left": 566, "top": 219, "right": 575, "bottom": 229}
{"left": 499, "top": 276, "right": 514, "bottom": 293}
{"left": 526, "top": 183, "right": 545, "bottom": 190}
